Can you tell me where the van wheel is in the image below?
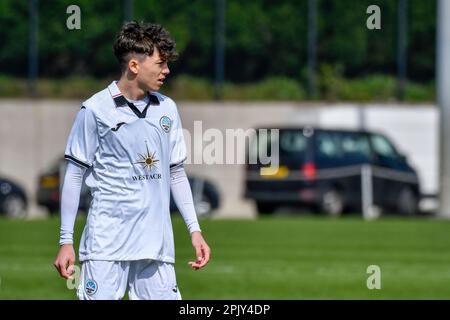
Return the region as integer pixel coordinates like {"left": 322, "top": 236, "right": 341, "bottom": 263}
{"left": 320, "top": 189, "right": 344, "bottom": 217}
{"left": 256, "top": 202, "right": 276, "bottom": 215}
{"left": 397, "top": 187, "right": 418, "bottom": 216}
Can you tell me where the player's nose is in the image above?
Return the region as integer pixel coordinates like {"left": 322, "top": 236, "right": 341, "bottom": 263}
{"left": 163, "top": 67, "right": 170, "bottom": 76}
{"left": 162, "top": 63, "right": 170, "bottom": 75}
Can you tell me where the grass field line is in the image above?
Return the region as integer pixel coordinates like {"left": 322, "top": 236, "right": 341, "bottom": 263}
{"left": 0, "top": 263, "right": 54, "bottom": 273}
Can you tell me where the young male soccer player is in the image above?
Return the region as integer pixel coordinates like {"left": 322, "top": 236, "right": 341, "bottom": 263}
{"left": 54, "top": 21, "right": 211, "bottom": 300}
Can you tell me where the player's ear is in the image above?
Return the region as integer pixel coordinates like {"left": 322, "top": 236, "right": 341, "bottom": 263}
{"left": 128, "top": 58, "right": 139, "bottom": 75}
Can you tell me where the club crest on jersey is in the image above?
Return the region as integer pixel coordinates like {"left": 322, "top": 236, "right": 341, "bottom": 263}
{"left": 160, "top": 116, "right": 172, "bottom": 133}
{"left": 85, "top": 279, "right": 98, "bottom": 296}
{"left": 134, "top": 141, "right": 160, "bottom": 171}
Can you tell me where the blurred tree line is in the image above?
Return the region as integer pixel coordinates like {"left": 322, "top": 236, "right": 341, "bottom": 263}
{"left": 0, "top": 0, "right": 436, "bottom": 90}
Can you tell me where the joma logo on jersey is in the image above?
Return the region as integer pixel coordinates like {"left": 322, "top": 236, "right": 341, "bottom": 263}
{"left": 111, "top": 122, "right": 126, "bottom": 132}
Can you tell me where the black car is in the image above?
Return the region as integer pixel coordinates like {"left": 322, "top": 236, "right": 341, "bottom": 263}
{"left": 37, "top": 158, "right": 220, "bottom": 218}
{"left": 245, "top": 127, "right": 421, "bottom": 216}
{"left": 0, "top": 177, "right": 28, "bottom": 218}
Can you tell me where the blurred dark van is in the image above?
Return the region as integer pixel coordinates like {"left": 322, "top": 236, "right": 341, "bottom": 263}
{"left": 244, "top": 127, "right": 420, "bottom": 216}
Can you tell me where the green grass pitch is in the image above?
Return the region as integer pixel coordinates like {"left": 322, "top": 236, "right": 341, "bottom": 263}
{"left": 0, "top": 215, "right": 450, "bottom": 299}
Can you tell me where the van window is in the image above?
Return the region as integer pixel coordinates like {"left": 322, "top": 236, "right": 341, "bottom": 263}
{"left": 248, "top": 129, "right": 307, "bottom": 165}
{"left": 370, "top": 134, "right": 399, "bottom": 158}
{"left": 280, "top": 130, "right": 307, "bottom": 154}
{"left": 340, "top": 133, "right": 371, "bottom": 163}
{"left": 315, "top": 131, "right": 370, "bottom": 165}
{"left": 250, "top": 130, "right": 307, "bottom": 155}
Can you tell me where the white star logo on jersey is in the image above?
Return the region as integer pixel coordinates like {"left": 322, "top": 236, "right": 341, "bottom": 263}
{"left": 134, "top": 142, "right": 160, "bottom": 171}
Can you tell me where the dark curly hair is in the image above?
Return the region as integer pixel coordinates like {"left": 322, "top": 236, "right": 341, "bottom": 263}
{"left": 113, "top": 21, "right": 178, "bottom": 71}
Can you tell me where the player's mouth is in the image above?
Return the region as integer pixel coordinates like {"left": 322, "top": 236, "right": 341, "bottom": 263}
{"left": 157, "top": 78, "right": 165, "bottom": 85}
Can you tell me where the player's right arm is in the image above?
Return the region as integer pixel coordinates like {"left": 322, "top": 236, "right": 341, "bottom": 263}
{"left": 54, "top": 106, "right": 97, "bottom": 279}
{"left": 54, "top": 161, "right": 86, "bottom": 279}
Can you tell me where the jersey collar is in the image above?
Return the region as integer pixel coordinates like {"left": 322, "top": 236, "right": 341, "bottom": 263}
{"left": 108, "top": 81, "right": 160, "bottom": 108}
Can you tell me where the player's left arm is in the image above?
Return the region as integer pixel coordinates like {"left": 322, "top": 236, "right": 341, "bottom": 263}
{"left": 170, "top": 165, "right": 211, "bottom": 270}
{"left": 169, "top": 102, "right": 211, "bottom": 269}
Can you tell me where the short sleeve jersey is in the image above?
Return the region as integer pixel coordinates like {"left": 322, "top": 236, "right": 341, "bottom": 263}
{"left": 64, "top": 81, "right": 187, "bottom": 262}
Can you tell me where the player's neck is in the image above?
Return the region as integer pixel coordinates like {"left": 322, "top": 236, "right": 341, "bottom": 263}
{"left": 117, "top": 77, "right": 147, "bottom": 101}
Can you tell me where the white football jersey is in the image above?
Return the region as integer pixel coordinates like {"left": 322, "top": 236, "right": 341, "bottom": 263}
{"left": 64, "top": 81, "right": 187, "bottom": 262}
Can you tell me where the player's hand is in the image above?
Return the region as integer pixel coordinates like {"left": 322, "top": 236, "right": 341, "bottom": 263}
{"left": 54, "top": 244, "right": 76, "bottom": 279}
{"left": 188, "top": 231, "right": 211, "bottom": 270}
